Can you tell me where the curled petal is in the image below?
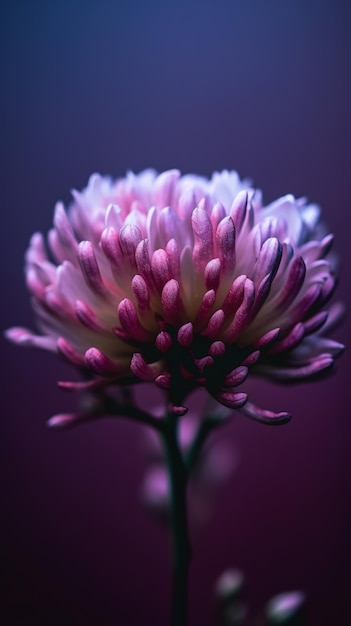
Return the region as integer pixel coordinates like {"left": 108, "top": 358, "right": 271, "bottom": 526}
{"left": 152, "top": 249, "right": 172, "bottom": 291}
{"left": 210, "top": 202, "right": 226, "bottom": 231}
{"left": 118, "top": 298, "right": 152, "bottom": 341}
{"left": 154, "top": 169, "right": 180, "bottom": 207}
{"left": 251, "top": 273, "right": 275, "bottom": 316}
{"left": 5, "top": 327, "right": 56, "bottom": 351}
{"left": 159, "top": 208, "right": 183, "bottom": 250}
{"left": 214, "top": 391, "right": 248, "bottom": 409}
{"left": 268, "top": 323, "right": 305, "bottom": 355}
{"left": 26, "top": 267, "right": 46, "bottom": 301}
{"left": 320, "top": 274, "right": 335, "bottom": 304}
{"left": 130, "top": 353, "right": 162, "bottom": 381}
{"left": 202, "top": 309, "right": 225, "bottom": 339}
{"left": 242, "top": 350, "right": 261, "bottom": 366}
{"left": 58, "top": 378, "right": 108, "bottom": 391}
{"left": 253, "top": 237, "right": 282, "bottom": 286}
{"left": 224, "top": 365, "right": 248, "bottom": 387}
{"left": 53, "top": 202, "right": 78, "bottom": 262}
{"left": 161, "top": 279, "right": 183, "bottom": 325}
{"left": 166, "top": 238, "right": 180, "bottom": 280}
{"left": 177, "top": 322, "right": 194, "bottom": 348}
{"left": 85, "top": 347, "right": 122, "bottom": 376}
{"left": 303, "top": 310, "right": 328, "bottom": 335}
{"left": 258, "top": 353, "right": 334, "bottom": 380}
{"left": 178, "top": 188, "right": 196, "bottom": 221}
{"left": 101, "top": 226, "right": 121, "bottom": 265}
{"left": 169, "top": 405, "right": 188, "bottom": 417}
{"left": 47, "top": 412, "right": 92, "bottom": 429}
{"left": 57, "top": 337, "right": 86, "bottom": 366}
{"left": 119, "top": 224, "right": 143, "bottom": 265}
{"left": 78, "top": 241, "right": 106, "bottom": 295}
{"left": 230, "top": 190, "right": 249, "bottom": 232}
{"left": 317, "top": 301, "right": 346, "bottom": 334}
{"left": 105, "top": 203, "right": 123, "bottom": 230}
{"left": 75, "top": 300, "right": 107, "bottom": 331}
{"left": 222, "top": 275, "right": 247, "bottom": 316}
{"left": 131, "top": 274, "right": 150, "bottom": 311}
{"left": 289, "top": 283, "right": 322, "bottom": 323}
{"left": 195, "top": 289, "right": 216, "bottom": 327}
{"left": 290, "top": 336, "right": 345, "bottom": 360}
{"left": 195, "top": 355, "right": 214, "bottom": 372}
{"left": 239, "top": 401, "right": 291, "bottom": 425}
{"left": 222, "top": 278, "right": 255, "bottom": 343}
{"left": 25, "top": 232, "right": 47, "bottom": 264}
{"left": 216, "top": 216, "right": 236, "bottom": 274}
{"left": 209, "top": 341, "right": 226, "bottom": 357}
{"left": 205, "top": 258, "right": 221, "bottom": 291}
{"left": 135, "top": 239, "right": 153, "bottom": 279}
{"left": 275, "top": 256, "right": 306, "bottom": 311}
{"left": 253, "top": 328, "right": 280, "bottom": 349}
{"left": 156, "top": 331, "right": 173, "bottom": 352}
{"left": 155, "top": 373, "right": 171, "bottom": 389}
{"left": 192, "top": 207, "right": 213, "bottom": 272}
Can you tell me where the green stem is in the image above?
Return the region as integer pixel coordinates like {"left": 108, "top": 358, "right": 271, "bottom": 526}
{"left": 162, "top": 414, "right": 192, "bottom": 626}
{"left": 103, "top": 395, "right": 162, "bottom": 430}
{"left": 185, "top": 417, "right": 220, "bottom": 473}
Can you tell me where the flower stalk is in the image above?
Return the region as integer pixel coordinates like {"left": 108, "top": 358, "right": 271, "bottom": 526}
{"left": 161, "top": 411, "right": 192, "bottom": 626}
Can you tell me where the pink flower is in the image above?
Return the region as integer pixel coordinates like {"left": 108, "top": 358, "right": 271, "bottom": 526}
{"left": 6, "top": 169, "right": 344, "bottom": 422}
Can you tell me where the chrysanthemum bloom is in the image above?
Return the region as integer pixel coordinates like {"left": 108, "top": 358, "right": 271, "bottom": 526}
{"left": 6, "top": 169, "right": 344, "bottom": 423}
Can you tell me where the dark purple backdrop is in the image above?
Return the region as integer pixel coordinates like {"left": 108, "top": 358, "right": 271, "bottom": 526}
{"left": 1, "top": 1, "right": 350, "bottom": 625}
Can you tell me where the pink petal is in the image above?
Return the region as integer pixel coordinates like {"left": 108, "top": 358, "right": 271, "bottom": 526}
{"left": 57, "top": 337, "right": 86, "bottom": 366}
{"left": 222, "top": 278, "right": 255, "bottom": 342}
{"left": 151, "top": 249, "right": 172, "bottom": 291}
{"left": 268, "top": 323, "right": 305, "bottom": 355}
{"left": 117, "top": 298, "right": 152, "bottom": 341}
{"left": 216, "top": 216, "right": 236, "bottom": 274}
{"left": 215, "top": 391, "right": 248, "bottom": 409}
{"left": 130, "top": 353, "right": 162, "bottom": 381}
{"left": 156, "top": 331, "right": 173, "bottom": 352}
{"left": 205, "top": 258, "right": 221, "bottom": 291}
{"left": 161, "top": 279, "right": 183, "bottom": 325}
{"left": 85, "top": 347, "right": 121, "bottom": 376}
{"left": 5, "top": 327, "right": 56, "bottom": 351}
{"left": 195, "top": 289, "right": 216, "bottom": 328}
{"left": 208, "top": 341, "right": 226, "bottom": 357}
{"left": 229, "top": 190, "right": 249, "bottom": 232}
{"left": 78, "top": 241, "right": 106, "bottom": 295}
{"left": 192, "top": 206, "right": 214, "bottom": 272}
{"left": 239, "top": 401, "right": 291, "bottom": 425}
{"left": 177, "top": 322, "right": 194, "bottom": 348}
{"left": 47, "top": 413, "right": 91, "bottom": 428}
{"left": 224, "top": 365, "right": 248, "bottom": 387}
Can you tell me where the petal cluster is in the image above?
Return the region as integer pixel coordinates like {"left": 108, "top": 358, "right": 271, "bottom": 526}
{"left": 7, "top": 169, "right": 344, "bottom": 420}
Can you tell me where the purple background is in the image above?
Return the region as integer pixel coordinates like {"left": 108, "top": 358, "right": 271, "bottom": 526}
{"left": 1, "top": 1, "right": 350, "bottom": 624}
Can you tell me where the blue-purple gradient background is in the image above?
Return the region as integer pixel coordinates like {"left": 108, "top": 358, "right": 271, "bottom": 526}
{"left": 1, "top": 1, "right": 350, "bottom": 624}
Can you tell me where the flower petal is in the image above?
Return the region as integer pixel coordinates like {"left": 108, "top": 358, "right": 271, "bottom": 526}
{"left": 239, "top": 401, "right": 291, "bottom": 425}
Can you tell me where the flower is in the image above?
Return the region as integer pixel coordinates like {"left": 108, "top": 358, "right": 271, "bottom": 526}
{"left": 6, "top": 169, "right": 344, "bottom": 422}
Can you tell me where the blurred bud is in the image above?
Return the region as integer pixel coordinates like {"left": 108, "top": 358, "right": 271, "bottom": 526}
{"left": 78, "top": 391, "right": 104, "bottom": 414}
{"left": 214, "top": 569, "right": 247, "bottom": 626}
{"left": 215, "top": 569, "right": 244, "bottom": 603}
{"left": 265, "top": 591, "right": 306, "bottom": 625}
{"left": 141, "top": 466, "right": 170, "bottom": 524}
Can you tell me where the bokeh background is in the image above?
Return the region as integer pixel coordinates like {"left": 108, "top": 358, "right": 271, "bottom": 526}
{"left": 1, "top": 1, "right": 350, "bottom": 624}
